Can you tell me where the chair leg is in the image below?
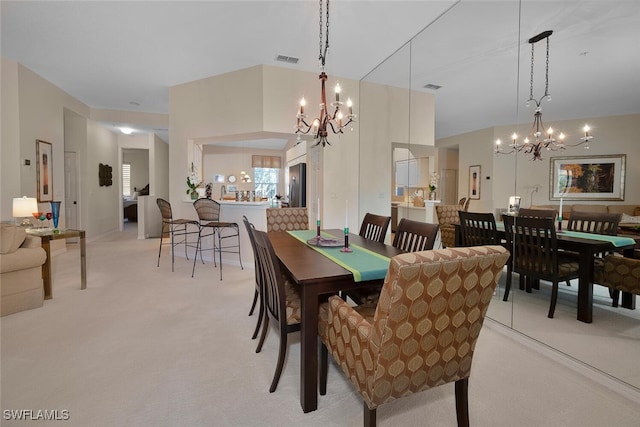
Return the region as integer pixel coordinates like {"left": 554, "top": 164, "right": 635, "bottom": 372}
{"left": 249, "top": 289, "right": 258, "bottom": 316}
{"left": 363, "top": 403, "right": 376, "bottom": 427}
{"left": 236, "top": 225, "right": 243, "bottom": 270}
{"left": 548, "top": 281, "right": 559, "bottom": 318}
{"left": 611, "top": 289, "right": 620, "bottom": 307}
{"left": 191, "top": 231, "right": 202, "bottom": 278}
{"left": 217, "top": 230, "right": 223, "bottom": 280}
{"left": 269, "top": 330, "right": 287, "bottom": 393}
{"left": 319, "top": 342, "right": 328, "bottom": 396}
{"left": 503, "top": 266, "right": 512, "bottom": 302}
{"left": 255, "top": 315, "right": 269, "bottom": 353}
{"left": 251, "top": 288, "right": 263, "bottom": 340}
{"left": 157, "top": 223, "right": 165, "bottom": 267}
{"left": 455, "top": 378, "right": 470, "bottom": 427}
{"left": 170, "top": 225, "right": 175, "bottom": 272}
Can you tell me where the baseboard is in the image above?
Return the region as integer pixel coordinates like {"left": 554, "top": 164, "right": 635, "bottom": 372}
{"left": 485, "top": 318, "right": 640, "bottom": 406}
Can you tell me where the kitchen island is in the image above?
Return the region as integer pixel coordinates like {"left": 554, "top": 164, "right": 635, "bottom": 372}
{"left": 395, "top": 200, "right": 441, "bottom": 224}
{"left": 186, "top": 199, "right": 270, "bottom": 267}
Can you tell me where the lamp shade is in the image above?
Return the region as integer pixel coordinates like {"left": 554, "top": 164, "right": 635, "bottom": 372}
{"left": 13, "top": 197, "right": 38, "bottom": 217}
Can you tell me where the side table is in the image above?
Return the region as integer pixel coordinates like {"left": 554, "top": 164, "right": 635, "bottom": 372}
{"left": 26, "top": 229, "right": 86, "bottom": 299}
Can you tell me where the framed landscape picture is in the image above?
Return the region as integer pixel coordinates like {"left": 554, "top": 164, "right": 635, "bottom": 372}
{"left": 36, "top": 139, "right": 54, "bottom": 202}
{"left": 469, "top": 165, "right": 481, "bottom": 200}
{"left": 550, "top": 154, "right": 626, "bottom": 201}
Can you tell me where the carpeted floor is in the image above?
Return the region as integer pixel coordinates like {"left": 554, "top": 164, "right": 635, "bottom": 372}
{"left": 2, "top": 224, "right": 640, "bottom": 426}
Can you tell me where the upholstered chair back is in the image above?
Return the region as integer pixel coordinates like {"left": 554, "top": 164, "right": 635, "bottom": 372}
{"left": 319, "top": 245, "right": 509, "bottom": 418}
{"left": 266, "top": 207, "right": 309, "bottom": 232}
{"left": 435, "top": 204, "right": 462, "bottom": 248}
{"left": 594, "top": 254, "right": 640, "bottom": 305}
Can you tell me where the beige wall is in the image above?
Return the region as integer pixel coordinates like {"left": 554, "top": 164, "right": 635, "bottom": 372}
{"left": 123, "top": 148, "right": 150, "bottom": 193}
{"left": 1, "top": 57, "right": 167, "bottom": 240}
{"left": 169, "top": 65, "right": 361, "bottom": 230}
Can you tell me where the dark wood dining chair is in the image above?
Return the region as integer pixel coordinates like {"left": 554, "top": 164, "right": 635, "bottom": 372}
{"left": 242, "top": 216, "right": 263, "bottom": 340}
{"left": 518, "top": 208, "right": 557, "bottom": 218}
{"left": 192, "top": 198, "right": 243, "bottom": 280}
{"left": 502, "top": 215, "right": 579, "bottom": 317}
{"left": 359, "top": 213, "right": 391, "bottom": 243}
{"left": 251, "top": 228, "right": 301, "bottom": 393}
{"left": 392, "top": 218, "right": 439, "bottom": 252}
{"left": 567, "top": 211, "right": 622, "bottom": 235}
{"left": 319, "top": 246, "right": 510, "bottom": 427}
{"left": 155, "top": 198, "right": 199, "bottom": 272}
{"left": 458, "top": 211, "right": 500, "bottom": 246}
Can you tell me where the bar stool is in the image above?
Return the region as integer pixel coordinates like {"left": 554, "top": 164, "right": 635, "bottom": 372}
{"left": 192, "top": 198, "right": 243, "bottom": 280}
{"left": 156, "top": 198, "right": 199, "bottom": 272}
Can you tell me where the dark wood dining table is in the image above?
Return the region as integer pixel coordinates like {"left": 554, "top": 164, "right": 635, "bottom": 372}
{"left": 267, "top": 229, "right": 404, "bottom": 413}
{"left": 455, "top": 223, "right": 638, "bottom": 323}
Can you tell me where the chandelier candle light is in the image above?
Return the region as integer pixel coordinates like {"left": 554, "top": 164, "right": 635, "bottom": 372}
{"left": 295, "top": 0, "right": 356, "bottom": 147}
{"left": 494, "top": 30, "right": 594, "bottom": 161}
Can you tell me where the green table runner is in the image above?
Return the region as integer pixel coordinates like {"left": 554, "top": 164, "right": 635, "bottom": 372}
{"left": 496, "top": 222, "right": 636, "bottom": 248}
{"left": 287, "top": 230, "right": 391, "bottom": 282}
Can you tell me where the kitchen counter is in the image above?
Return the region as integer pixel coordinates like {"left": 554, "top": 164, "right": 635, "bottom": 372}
{"left": 395, "top": 200, "right": 441, "bottom": 224}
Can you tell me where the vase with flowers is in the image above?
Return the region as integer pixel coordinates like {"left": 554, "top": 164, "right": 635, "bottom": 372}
{"left": 186, "top": 172, "right": 202, "bottom": 200}
{"left": 428, "top": 172, "right": 439, "bottom": 200}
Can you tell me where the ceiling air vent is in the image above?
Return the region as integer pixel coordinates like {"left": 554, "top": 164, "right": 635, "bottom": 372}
{"left": 276, "top": 55, "right": 299, "bottom": 64}
{"left": 423, "top": 84, "right": 442, "bottom": 90}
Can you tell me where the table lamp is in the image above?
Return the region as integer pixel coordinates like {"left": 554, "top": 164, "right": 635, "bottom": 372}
{"left": 13, "top": 196, "right": 38, "bottom": 227}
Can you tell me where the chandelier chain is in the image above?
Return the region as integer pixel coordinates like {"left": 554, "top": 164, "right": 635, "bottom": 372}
{"left": 318, "top": 0, "right": 330, "bottom": 69}
{"left": 529, "top": 43, "right": 535, "bottom": 101}
{"left": 545, "top": 36, "right": 550, "bottom": 98}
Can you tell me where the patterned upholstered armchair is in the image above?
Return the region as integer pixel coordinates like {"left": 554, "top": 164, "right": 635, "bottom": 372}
{"left": 319, "top": 246, "right": 510, "bottom": 427}
{"left": 435, "top": 204, "right": 462, "bottom": 248}
{"left": 266, "top": 207, "right": 309, "bottom": 232}
{"left": 594, "top": 254, "right": 640, "bottom": 307}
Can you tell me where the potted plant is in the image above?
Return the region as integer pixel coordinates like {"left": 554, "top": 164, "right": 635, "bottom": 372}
{"left": 186, "top": 173, "right": 202, "bottom": 200}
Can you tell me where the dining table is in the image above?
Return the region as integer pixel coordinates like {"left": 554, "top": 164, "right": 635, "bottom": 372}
{"left": 267, "top": 229, "right": 404, "bottom": 413}
{"left": 454, "top": 222, "right": 638, "bottom": 323}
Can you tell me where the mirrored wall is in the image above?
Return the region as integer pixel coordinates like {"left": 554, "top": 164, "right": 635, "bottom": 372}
{"left": 360, "top": 0, "right": 640, "bottom": 392}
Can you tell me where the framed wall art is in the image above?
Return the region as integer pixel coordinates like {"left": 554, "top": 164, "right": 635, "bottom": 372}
{"left": 36, "top": 139, "right": 54, "bottom": 202}
{"left": 550, "top": 154, "right": 626, "bottom": 201}
{"left": 469, "top": 165, "right": 481, "bottom": 200}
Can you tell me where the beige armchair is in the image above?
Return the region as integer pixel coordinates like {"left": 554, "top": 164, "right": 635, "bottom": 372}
{"left": 594, "top": 254, "right": 640, "bottom": 307}
{"left": 319, "top": 245, "right": 510, "bottom": 427}
{"left": 266, "top": 207, "right": 309, "bottom": 232}
{"left": 1, "top": 224, "right": 47, "bottom": 316}
{"left": 435, "top": 204, "right": 462, "bottom": 248}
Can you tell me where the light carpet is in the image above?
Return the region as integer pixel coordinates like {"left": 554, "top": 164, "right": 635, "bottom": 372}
{"left": 2, "top": 225, "right": 640, "bottom": 426}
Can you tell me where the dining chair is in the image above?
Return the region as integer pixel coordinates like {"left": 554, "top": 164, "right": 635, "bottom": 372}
{"left": 191, "top": 198, "right": 243, "bottom": 280}
{"left": 458, "top": 211, "right": 500, "bottom": 246}
{"left": 502, "top": 215, "right": 580, "bottom": 317}
{"left": 156, "top": 198, "right": 199, "bottom": 272}
{"left": 518, "top": 208, "right": 557, "bottom": 218}
{"left": 266, "top": 207, "right": 309, "bottom": 232}
{"left": 358, "top": 213, "right": 391, "bottom": 243}
{"left": 346, "top": 219, "right": 439, "bottom": 305}
{"left": 251, "top": 228, "right": 301, "bottom": 393}
{"left": 392, "top": 218, "right": 439, "bottom": 252}
{"left": 594, "top": 254, "right": 640, "bottom": 307}
{"left": 242, "top": 216, "right": 263, "bottom": 340}
{"left": 319, "top": 245, "right": 510, "bottom": 427}
{"left": 567, "top": 211, "right": 622, "bottom": 235}
{"left": 435, "top": 205, "right": 461, "bottom": 248}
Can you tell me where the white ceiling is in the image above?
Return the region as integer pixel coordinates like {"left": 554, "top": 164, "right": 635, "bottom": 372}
{"left": 2, "top": 1, "right": 639, "bottom": 145}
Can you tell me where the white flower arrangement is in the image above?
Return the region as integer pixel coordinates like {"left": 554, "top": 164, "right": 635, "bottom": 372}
{"left": 186, "top": 172, "right": 202, "bottom": 195}
{"left": 428, "top": 172, "right": 440, "bottom": 193}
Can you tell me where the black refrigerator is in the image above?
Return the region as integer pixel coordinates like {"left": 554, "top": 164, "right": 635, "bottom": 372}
{"left": 288, "top": 163, "right": 307, "bottom": 207}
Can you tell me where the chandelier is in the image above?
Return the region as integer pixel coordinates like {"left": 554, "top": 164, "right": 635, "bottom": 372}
{"left": 295, "top": 0, "right": 356, "bottom": 147}
{"left": 495, "top": 30, "right": 593, "bottom": 161}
